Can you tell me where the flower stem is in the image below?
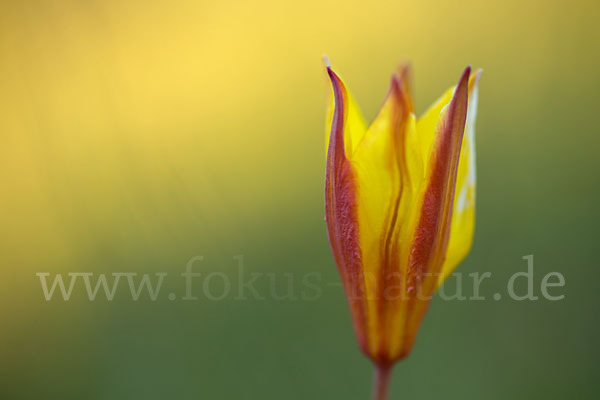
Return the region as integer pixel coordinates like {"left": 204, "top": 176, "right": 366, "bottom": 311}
{"left": 372, "top": 364, "right": 393, "bottom": 400}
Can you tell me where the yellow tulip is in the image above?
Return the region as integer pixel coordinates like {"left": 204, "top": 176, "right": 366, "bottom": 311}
{"left": 324, "top": 61, "right": 481, "bottom": 399}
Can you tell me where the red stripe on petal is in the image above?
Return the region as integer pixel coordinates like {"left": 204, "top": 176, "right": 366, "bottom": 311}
{"left": 374, "top": 74, "right": 413, "bottom": 365}
{"left": 402, "top": 67, "right": 470, "bottom": 352}
{"left": 324, "top": 68, "right": 369, "bottom": 353}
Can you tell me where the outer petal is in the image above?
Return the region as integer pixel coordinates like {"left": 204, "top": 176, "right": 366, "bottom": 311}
{"left": 324, "top": 67, "right": 369, "bottom": 353}
{"left": 437, "top": 70, "right": 482, "bottom": 286}
{"left": 399, "top": 67, "right": 471, "bottom": 356}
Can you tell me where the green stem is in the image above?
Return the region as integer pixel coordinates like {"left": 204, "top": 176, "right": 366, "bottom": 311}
{"left": 372, "top": 364, "right": 393, "bottom": 400}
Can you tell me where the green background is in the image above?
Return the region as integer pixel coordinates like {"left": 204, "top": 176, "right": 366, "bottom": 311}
{"left": 1, "top": 0, "right": 598, "bottom": 398}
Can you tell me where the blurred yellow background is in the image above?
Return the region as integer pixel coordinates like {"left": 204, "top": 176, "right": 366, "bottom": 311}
{"left": 1, "top": 0, "right": 599, "bottom": 398}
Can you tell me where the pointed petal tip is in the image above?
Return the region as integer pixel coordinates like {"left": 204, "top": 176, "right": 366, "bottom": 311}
{"left": 473, "top": 68, "right": 483, "bottom": 84}
{"left": 326, "top": 66, "right": 347, "bottom": 107}
{"left": 459, "top": 66, "right": 472, "bottom": 86}
{"left": 388, "top": 74, "right": 410, "bottom": 107}
{"left": 396, "top": 61, "right": 412, "bottom": 78}
{"left": 325, "top": 61, "right": 341, "bottom": 83}
{"left": 467, "top": 68, "right": 482, "bottom": 94}
{"left": 322, "top": 55, "right": 331, "bottom": 69}
{"left": 390, "top": 74, "right": 401, "bottom": 92}
{"left": 326, "top": 68, "right": 343, "bottom": 99}
{"left": 390, "top": 65, "right": 415, "bottom": 112}
{"left": 452, "top": 66, "right": 472, "bottom": 102}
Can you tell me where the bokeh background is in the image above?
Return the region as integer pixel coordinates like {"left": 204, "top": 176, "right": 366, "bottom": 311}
{"left": 1, "top": 0, "right": 599, "bottom": 398}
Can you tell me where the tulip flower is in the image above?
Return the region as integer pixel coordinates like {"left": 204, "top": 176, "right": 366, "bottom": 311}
{"left": 324, "top": 61, "right": 481, "bottom": 399}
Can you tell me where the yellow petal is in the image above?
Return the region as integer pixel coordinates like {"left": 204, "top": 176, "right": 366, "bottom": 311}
{"left": 324, "top": 67, "right": 370, "bottom": 354}
{"left": 400, "top": 67, "right": 471, "bottom": 355}
{"left": 351, "top": 71, "right": 415, "bottom": 359}
{"left": 437, "top": 70, "right": 482, "bottom": 287}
